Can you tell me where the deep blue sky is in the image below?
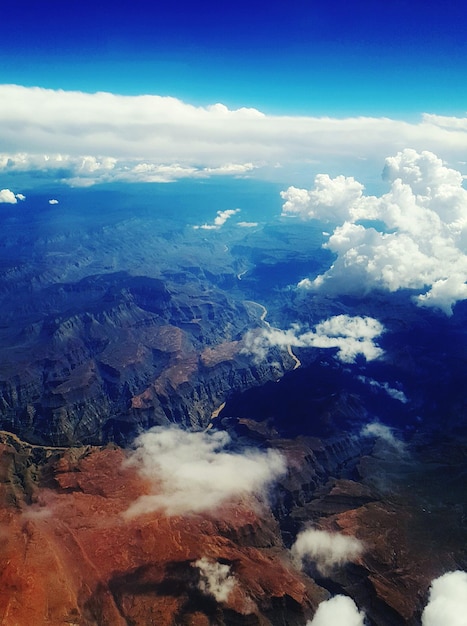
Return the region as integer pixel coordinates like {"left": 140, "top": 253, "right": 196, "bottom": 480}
{"left": 2, "top": 0, "right": 467, "bottom": 116}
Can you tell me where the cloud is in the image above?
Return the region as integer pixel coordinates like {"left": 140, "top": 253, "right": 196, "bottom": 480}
{"left": 357, "top": 376, "right": 408, "bottom": 403}
{"left": 0, "top": 188, "right": 25, "bottom": 203}
{"left": 422, "top": 571, "right": 467, "bottom": 626}
{"left": 123, "top": 426, "right": 286, "bottom": 517}
{"left": 282, "top": 149, "right": 467, "bottom": 314}
{"left": 243, "top": 315, "right": 384, "bottom": 364}
{"left": 237, "top": 221, "right": 259, "bottom": 228}
{"left": 291, "top": 528, "right": 364, "bottom": 575}
{"left": 194, "top": 208, "right": 241, "bottom": 230}
{"left": 307, "top": 595, "right": 366, "bottom": 626}
{"left": 361, "top": 422, "right": 407, "bottom": 456}
{"left": 3, "top": 85, "right": 467, "bottom": 186}
{"left": 193, "top": 557, "right": 236, "bottom": 603}
{"left": 0, "top": 152, "right": 255, "bottom": 186}
{"left": 48, "top": 198, "right": 59, "bottom": 204}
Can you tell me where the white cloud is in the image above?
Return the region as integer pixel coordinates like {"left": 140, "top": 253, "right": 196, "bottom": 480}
{"left": 422, "top": 571, "right": 467, "bottom": 626}
{"left": 123, "top": 426, "right": 286, "bottom": 517}
{"left": 3, "top": 85, "right": 467, "bottom": 185}
{"left": 0, "top": 152, "right": 255, "bottom": 186}
{"left": 307, "top": 595, "right": 366, "bottom": 626}
{"left": 283, "top": 149, "right": 467, "bottom": 314}
{"left": 0, "top": 188, "right": 24, "bottom": 203}
{"left": 281, "top": 175, "right": 365, "bottom": 223}
{"left": 237, "top": 221, "right": 259, "bottom": 228}
{"left": 193, "top": 557, "right": 236, "bottom": 603}
{"left": 291, "top": 528, "right": 364, "bottom": 575}
{"left": 361, "top": 422, "right": 407, "bottom": 456}
{"left": 243, "top": 315, "right": 384, "bottom": 364}
{"left": 194, "top": 208, "right": 241, "bottom": 230}
{"left": 48, "top": 198, "right": 59, "bottom": 205}
{"left": 357, "top": 376, "right": 408, "bottom": 403}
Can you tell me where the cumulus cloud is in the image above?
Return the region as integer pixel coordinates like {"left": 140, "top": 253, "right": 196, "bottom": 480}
{"left": 3, "top": 85, "right": 467, "bottom": 185}
{"left": 422, "top": 571, "right": 467, "bottom": 626}
{"left": 291, "top": 528, "right": 364, "bottom": 575}
{"left": 243, "top": 315, "right": 384, "bottom": 364}
{"left": 123, "top": 426, "right": 286, "bottom": 517}
{"left": 194, "top": 208, "right": 241, "bottom": 230}
{"left": 0, "top": 188, "right": 25, "bottom": 203}
{"left": 48, "top": 198, "right": 59, "bottom": 205}
{"left": 307, "top": 595, "right": 366, "bottom": 626}
{"left": 193, "top": 557, "right": 236, "bottom": 603}
{"left": 282, "top": 149, "right": 467, "bottom": 314}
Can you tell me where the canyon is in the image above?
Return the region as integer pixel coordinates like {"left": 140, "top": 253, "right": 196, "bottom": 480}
{"left": 0, "top": 182, "right": 466, "bottom": 624}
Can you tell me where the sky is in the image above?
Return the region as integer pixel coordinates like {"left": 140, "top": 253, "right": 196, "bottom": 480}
{"left": 1, "top": 0, "right": 467, "bottom": 190}
{"left": 2, "top": 0, "right": 467, "bottom": 116}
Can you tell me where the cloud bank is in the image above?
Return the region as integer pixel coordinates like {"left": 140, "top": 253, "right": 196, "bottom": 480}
{"left": 243, "top": 315, "right": 384, "bottom": 364}
{"left": 3, "top": 85, "right": 467, "bottom": 185}
{"left": 307, "top": 595, "right": 366, "bottom": 626}
{"left": 282, "top": 149, "right": 467, "bottom": 314}
{"left": 193, "top": 557, "right": 236, "bottom": 603}
{"left": 422, "top": 571, "right": 467, "bottom": 626}
{"left": 291, "top": 528, "right": 364, "bottom": 575}
{"left": 123, "top": 426, "right": 286, "bottom": 517}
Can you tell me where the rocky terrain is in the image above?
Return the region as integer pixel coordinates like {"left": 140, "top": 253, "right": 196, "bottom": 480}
{"left": 0, "top": 420, "right": 465, "bottom": 626}
{"left": 0, "top": 432, "right": 324, "bottom": 626}
{"left": 0, "top": 184, "right": 466, "bottom": 624}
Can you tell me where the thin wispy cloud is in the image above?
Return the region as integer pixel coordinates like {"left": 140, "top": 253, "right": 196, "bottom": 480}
{"left": 361, "top": 422, "right": 407, "bottom": 456}
{"left": 357, "top": 377, "right": 408, "bottom": 404}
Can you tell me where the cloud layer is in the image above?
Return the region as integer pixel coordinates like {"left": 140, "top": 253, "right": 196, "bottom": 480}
{"left": 422, "top": 571, "right": 467, "bottom": 626}
{"left": 282, "top": 149, "right": 467, "bottom": 314}
{"left": 243, "top": 315, "right": 384, "bottom": 364}
{"left": 123, "top": 426, "right": 286, "bottom": 517}
{"left": 3, "top": 85, "right": 467, "bottom": 185}
{"left": 307, "top": 595, "right": 366, "bottom": 626}
{"left": 291, "top": 528, "right": 364, "bottom": 575}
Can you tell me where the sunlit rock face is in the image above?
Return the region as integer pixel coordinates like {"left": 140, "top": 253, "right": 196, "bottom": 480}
{"left": 1, "top": 425, "right": 466, "bottom": 626}
{"left": 0, "top": 433, "right": 325, "bottom": 626}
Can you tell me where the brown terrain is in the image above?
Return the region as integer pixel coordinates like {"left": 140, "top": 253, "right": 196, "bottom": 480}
{"left": 0, "top": 423, "right": 465, "bottom": 626}
{"left": 0, "top": 198, "right": 466, "bottom": 625}
{"left": 0, "top": 432, "right": 325, "bottom": 626}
